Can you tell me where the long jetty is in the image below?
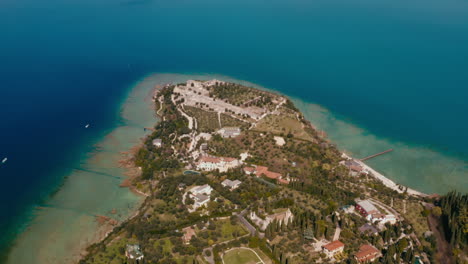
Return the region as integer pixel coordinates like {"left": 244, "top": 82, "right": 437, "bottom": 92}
{"left": 360, "top": 149, "right": 393, "bottom": 161}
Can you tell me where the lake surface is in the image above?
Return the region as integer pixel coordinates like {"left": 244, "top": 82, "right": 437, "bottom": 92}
{"left": 1, "top": 0, "right": 467, "bottom": 262}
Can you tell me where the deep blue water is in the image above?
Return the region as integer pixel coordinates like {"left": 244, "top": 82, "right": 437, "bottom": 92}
{"left": 1, "top": 0, "right": 468, "bottom": 254}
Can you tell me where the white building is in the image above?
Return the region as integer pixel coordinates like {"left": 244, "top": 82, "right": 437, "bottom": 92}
{"left": 221, "top": 179, "right": 242, "bottom": 190}
{"left": 190, "top": 184, "right": 213, "bottom": 195}
{"left": 152, "top": 138, "right": 162, "bottom": 148}
{"left": 192, "top": 193, "right": 210, "bottom": 209}
{"left": 196, "top": 156, "right": 240, "bottom": 172}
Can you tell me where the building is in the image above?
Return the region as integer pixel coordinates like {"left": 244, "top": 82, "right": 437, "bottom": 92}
{"left": 200, "top": 143, "right": 208, "bottom": 151}
{"left": 218, "top": 127, "right": 241, "bottom": 138}
{"left": 355, "top": 244, "right": 381, "bottom": 263}
{"left": 322, "top": 240, "right": 345, "bottom": 257}
{"left": 192, "top": 193, "right": 210, "bottom": 208}
{"left": 358, "top": 223, "right": 379, "bottom": 236}
{"left": 190, "top": 184, "right": 213, "bottom": 195}
{"left": 152, "top": 138, "right": 162, "bottom": 148}
{"left": 355, "top": 200, "right": 379, "bottom": 218}
{"left": 249, "top": 208, "right": 293, "bottom": 231}
{"left": 126, "top": 244, "right": 144, "bottom": 263}
{"left": 221, "top": 179, "right": 242, "bottom": 190}
{"left": 196, "top": 156, "right": 240, "bottom": 172}
{"left": 182, "top": 226, "right": 196, "bottom": 244}
{"left": 344, "top": 159, "right": 364, "bottom": 176}
{"left": 355, "top": 200, "right": 397, "bottom": 224}
{"left": 243, "top": 166, "right": 255, "bottom": 175}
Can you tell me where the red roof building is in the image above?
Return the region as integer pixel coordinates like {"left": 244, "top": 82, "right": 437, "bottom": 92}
{"left": 355, "top": 244, "right": 381, "bottom": 263}
{"left": 322, "top": 240, "right": 345, "bottom": 257}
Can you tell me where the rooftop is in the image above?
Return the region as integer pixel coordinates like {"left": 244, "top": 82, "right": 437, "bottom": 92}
{"left": 357, "top": 200, "right": 379, "bottom": 213}
{"left": 323, "top": 240, "right": 345, "bottom": 251}
{"left": 355, "top": 244, "right": 380, "bottom": 261}
{"left": 126, "top": 244, "right": 144, "bottom": 259}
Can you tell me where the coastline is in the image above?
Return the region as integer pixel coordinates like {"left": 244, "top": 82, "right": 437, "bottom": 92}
{"left": 5, "top": 73, "right": 459, "bottom": 264}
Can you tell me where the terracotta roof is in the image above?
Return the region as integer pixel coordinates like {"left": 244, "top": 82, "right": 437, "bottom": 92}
{"left": 277, "top": 178, "right": 290, "bottom": 184}
{"left": 223, "top": 157, "right": 237, "bottom": 162}
{"left": 199, "top": 156, "right": 221, "bottom": 163}
{"left": 264, "top": 171, "right": 281, "bottom": 179}
{"left": 323, "top": 240, "right": 345, "bottom": 251}
{"left": 350, "top": 165, "right": 363, "bottom": 172}
{"left": 355, "top": 244, "right": 380, "bottom": 262}
{"left": 255, "top": 166, "right": 269, "bottom": 176}
{"left": 243, "top": 166, "right": 255, "bottom": 172}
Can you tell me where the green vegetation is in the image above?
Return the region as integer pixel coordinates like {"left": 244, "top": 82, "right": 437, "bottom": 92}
{"left": 80, "top": 80, "right": 463, "bottom": 264}
{"left": 220, "top": 113, "right": 250, "bottom": 129}
{"left": 184, "top": 105, "right": 220, "bottom": 132}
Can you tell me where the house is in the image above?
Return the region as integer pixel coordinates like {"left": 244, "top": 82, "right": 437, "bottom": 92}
{"left": 221, "top": 179, "right": 242, "bottom": 190}
{"left": 322, "top": 240, "right": 345, "bottom": 257}
{"left": 193, "top": 193, "right": 210, "bottom": 208}
{"left": 190, "top": 184, "right": 213, "bottom": 195}
{"left": 355, "top": 244, "right": 381, "bottom": 263}
{"left": 126, "top": 244, "right": 144, "bottom": 263}
{"left": 200, "top": 143, "right": 208, "bottom": 151}
{"left": 182, "top": 226, "right": 196, "bottom": 244}
{"left": 249, "top": 165, "right": 289, "bottom": 184}
{"left": 152, "top": 138, "right": 162, "bottom": 148}
{"left": 196, "top": 156, "right": 240, "bottom": 172}
{"left": 243, "top": 166, "right": 255, "bottom": 175}
{"left": 218, "top": 127, "right": 241, "bottom": 138}
{"left": 355, "top": 200, "right": 379, "bottom": 219}
{"left": 358, "top": 223, "right": 379, "bottom": 236}
{"left": 355, "top": 200, "right": 397, "bottom": 224}
{"left": 344, "top": 159, "right": 364, "bottom": 176}
{"left": 249, "top": 208, "right": 293, "bottom": 231}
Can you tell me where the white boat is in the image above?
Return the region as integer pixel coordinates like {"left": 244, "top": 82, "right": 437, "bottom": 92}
{"left": 85, "top": 124, "right": 90, "bottom": 128}
{"left": 2, "top": 158, "right": 7, "bottom": 164}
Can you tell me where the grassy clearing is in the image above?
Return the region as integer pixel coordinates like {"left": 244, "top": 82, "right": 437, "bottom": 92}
{"left": 223, "top": 248, "right": 263, "bottom": 264}
{"left": 220, "top": 113, "right": 250, "bottom": 129}
{"left": 254, "top": 113, "right": 313, "bottom": 142}
{"left": 184, "top": 105, "right": 220, "bottom": 132}
{"left": 394, "top": 199, "right": 430, "bottom": 237}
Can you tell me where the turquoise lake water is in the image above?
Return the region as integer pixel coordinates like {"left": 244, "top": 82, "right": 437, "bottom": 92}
{"left": 0, "top": 0, "right": 467, "bottom": 262}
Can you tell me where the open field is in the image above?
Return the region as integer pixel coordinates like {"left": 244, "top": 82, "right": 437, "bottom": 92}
{"left": 254, "top": 114, "right": 313, "bottom": 142}
{"left": 223, "top": 248, "right": 264, "bottom": 264}
{"left": 393, "top": 199, "right": 430, "bottom": 237}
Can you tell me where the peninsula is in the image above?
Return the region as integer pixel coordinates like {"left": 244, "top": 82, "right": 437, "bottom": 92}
{"left": 80, "top": 80, "right": 467, "bottom": 264}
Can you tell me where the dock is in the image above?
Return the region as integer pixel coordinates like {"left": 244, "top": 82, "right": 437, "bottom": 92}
{"left": 360, "top": 149, "right": 393, "bottom": 161}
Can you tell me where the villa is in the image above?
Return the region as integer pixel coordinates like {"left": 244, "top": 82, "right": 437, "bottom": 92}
{"left": 246, "top": 165, "right": 290, "bottom": 184}
{"left": 196, "top": 156, "right": 240, "bottom": 172}
{"left": 190, "top": 184, "right": 213, "bottom": 195}
{"left": 221, "top": 179, "right": 242, "bottom": 190}
{"left": 322, "top": 240, "right": 345, "bottom": 258}
{"left": 355, "top": 200, "right": 397, "bottom": 224}
{"left": 355, "top": 244, "right": 381, "bottom": 263}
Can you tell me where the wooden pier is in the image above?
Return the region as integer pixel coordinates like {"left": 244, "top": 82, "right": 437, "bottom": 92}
{"left": 360, "top": 149, "right": 393, "bottom": 161}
